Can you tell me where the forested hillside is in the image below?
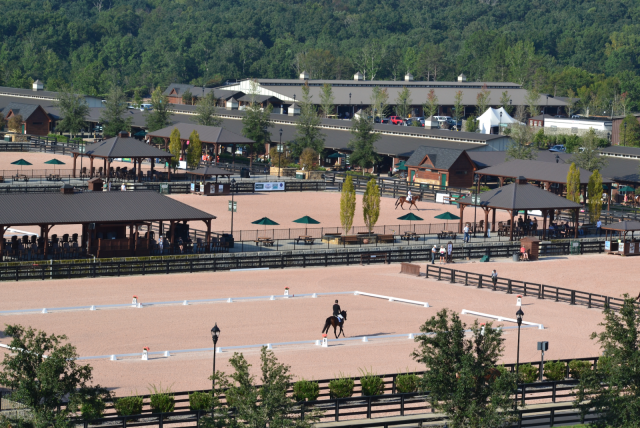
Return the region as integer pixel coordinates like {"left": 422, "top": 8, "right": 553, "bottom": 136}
{"left": 2, "top": 0, "right": 640, "bottom": 110}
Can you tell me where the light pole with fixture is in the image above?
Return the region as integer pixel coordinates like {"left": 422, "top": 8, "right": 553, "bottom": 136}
{"left": 278, "top": 129, "right": 283, "bottom": 178}
{"left": 349, "top": 93, "right": 352, "bottom": 118}
{"left": 211, "top": 323, "right": 220, "bottom": 391}
{"left": 230, "top": 178, "right": 236, "bottom": 237}
{"left": 515, "top": 308, "right": 524, "bottom": 411}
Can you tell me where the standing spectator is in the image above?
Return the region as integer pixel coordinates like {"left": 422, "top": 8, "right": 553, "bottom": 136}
{"left": 431, "top": 244, "right": 437, "bottom": 264}
{"left": 491, "top": 270, "right": 498, "bottom": 288}
{"left": 520, "top": 244, "right": 529, "bottom": 261}
{"left": 107, "top": 181, "right": 112, "bottom": 191}
{"left": 120, "top": 183, "right": 126, "bottom": 191}
{"left": 439, "top": 245, "right": 446, "bottom": 264}
{"left": 463, "top": 224, "right": 470, "bottom": 243}
{"left": 596, "top": 219, "right": 602, "bottom": 236}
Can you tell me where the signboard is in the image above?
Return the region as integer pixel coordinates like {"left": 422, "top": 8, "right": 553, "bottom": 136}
{"left": 604, "top": 241, "right": 611, "bottom": 251}
{"left": 178, "top": 161, "right": 187, "bottom": 169}
{"left": 228, "top": 201, "right": 237, "bottom": 212}
{"left": 630, "top": 242, "right": 635, "bottom": 254}
{"left": 436, "top": 192, "right": 451, "bottom": 204}
{"left": 254, "top": 182, "right": 285, "bottom": 191}
{"left": 190, "top": 183, "right": 195, "bottom": 192}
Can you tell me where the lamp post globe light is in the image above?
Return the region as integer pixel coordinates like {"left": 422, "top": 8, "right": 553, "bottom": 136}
{"left": 515, "top": 308, "right": 524, "bottom": 411}
{"left": 211, "top": 323, "right": 220, "bottom": 390}
{"left": 230, "top": 178, "right": 236, "bottom": 237}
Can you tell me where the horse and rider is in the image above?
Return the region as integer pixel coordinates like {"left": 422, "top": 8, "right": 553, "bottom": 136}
{"left": 395, "top": 189, "right": 421, "bottom": 210}
{"left": 322, "top": 300, "right": 347, "bottom": 338}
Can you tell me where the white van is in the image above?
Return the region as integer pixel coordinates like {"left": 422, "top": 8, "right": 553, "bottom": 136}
{"left": 434, "top": 116, "right": 452, "bottom": 123}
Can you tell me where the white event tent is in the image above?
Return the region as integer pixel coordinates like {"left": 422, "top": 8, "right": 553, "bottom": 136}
{"left": 477, "top": 107, "right": 522, "bottom": 134}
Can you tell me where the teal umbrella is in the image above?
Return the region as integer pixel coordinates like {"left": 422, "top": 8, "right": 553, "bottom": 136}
{"left": 396, "top": 161, "right": 408, "bottom": 171}
{"left": 434, "top": 211, "right": 460, "bottom": 232}
{"left": 619, "top": 185, "right": 635, "bottom": 192}
{"left": 252, "top": 217, "right": 279, "bottom": 233}
{"left": 44, "top": 158, "right": 66, "bottom": 173}
{"left": 398, "top": 212, "right": 423, "bottom": 232}
{"left": 327, "top": 152, "right": 345, "bottom": 159}
{"left": 11, "top": 158, "right": 32, "bottom": 171}
{"left": 293, "top": 215, "right": 321, "bottom": 234}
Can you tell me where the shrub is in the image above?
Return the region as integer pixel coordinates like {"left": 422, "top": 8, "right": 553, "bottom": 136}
{"left": 80, "top": 399, "right": 106, "bottom": 421}
{"left": 359, "top": 368, "right": 385, "bottom": 396}
{"left": 518, "top": 363, "right": 539, "bottom": 383}
{"left": 569, "top": 360, "right": 592, "bottom": 379}
{"left": 329, "top": 374, "right": 354, "bottom": 398}
{"left": 544, "top": 361, "right": 566, "bottom": 381}
{"left": 395, "top": 373, "right": 420, "bottom": 393}
{"left": 292, "top": 379, "right": 320, "bottom": 402}
{"left": 148, "top": 384, "right": 175, "bottom": 413}
{"left": 114, "top": 396, "right": 143, "bottom": 416}
{"left": 188, "top": 391, "right": 213, "bottom": 411}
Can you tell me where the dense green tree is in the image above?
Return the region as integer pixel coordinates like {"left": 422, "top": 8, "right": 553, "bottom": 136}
{"left": 196, "top": 91, "right": 223, "bottom": 127}
{"left": 370, "top": 86, "right": 389, "bottom": 121}
{"left": 499, "top": 91, "right": 513, "bottom": 115}
{"left": 572, "top": 129, "right": 608, "bottom": 172}
{"left": 620, "top": 114, "right": 640, "bottom": 147}
{"left": 412, "top": 309, "right": 518, "bottom": 428}
{"left": 567, "top": 163, "right": 582, "bottom": 204}
{"left": 575, "top": 296, "right": 640, "bottom": 428}
{"left": 100, "top": 85, "right": 132, "bottom": 137}
{"left": 291, "top": 83, "right": 324, "bottom": 158}
{"left": 241, "top": 82, "right": 273, "bottom": 166}
{"left": 145, "top": 86, "right": 171, "bottom": 134}
{"left": 169, "top": 128, "right": 181, "bottom": 165}
{"left": 0, "top": 324, "right": 109, "bottom": 428}
{"left": 424, "top": 89, "right": 439, "bottom": 118}
{"left": 475, "top": 84, "right": 491, "bottom": 116}
{"left": 182, "top": 89, "right": 193, "bottom": 105}
{"left": 348, "top": 111, "right": 380, "bottom": 173}
{"left": 453, "top": 91, "right": 464, "bottom": 123}
{"left": 55, "top": 86, "right": 89, "bottom": 138}
{"left": 506, "top": 124, "right": 536, "bottom": 160}
{"left": 587, "top": 170, "right": 603, "bottom": 223}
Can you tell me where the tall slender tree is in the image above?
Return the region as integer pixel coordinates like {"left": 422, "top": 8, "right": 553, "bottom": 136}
{"left": 291, "top": 82, "right": 324, "bottom": 158}
{"left": 424, "top": 89, "right": 439, "bottom": 118}
{"left": 169, "top": 128, "right": 181, "bottom": 166}
{"left": 572, "top": 129, "right": 608, "bottom": 171}
{"left": 187, "top": 130, "right": 202, "bottom": 169}
{"left": 476, "top": 84, "right": 491, "bottom": 116}
{"left": 320, "top": 83, "right": 335, "bottom": 118}
{"left": 145, "top": 86, "right": 171, "bottom": 133}
{"left": 196, "top": 91, "right": 222, "bottom": 127}
{"left": 241, "top": 80, "right": 273, "bottom": 167}
{"left": 567, "top": 163, "right": 581, "bottom": 204}
{"left": 505, "top": 124, "right": 536, "bottom": 160}
{"left": 362, "top": 179, "right": 380, "bottom": 234}
{"left": 370, "top": 86, "right": 389, "bottom": 122}
{"left": 524, "top": 87, "right": 541, "bottom": 119}
{"left": 587, "top": 170, "right": 603, "bottom": 223}
{"left": 395, "top": 87, "right": 412, "bottom": 118}
{"left": 348, "top": 111, "right": 380, "bottom": 174}
{"left": 55, "top": 86, "right": 89, "bottom": 138}
{"left": 453, "top": 90, "right": 464, "bottom": 123}
{"left": 100, "top": 85, "right": 132, "bottom": 137}
{"left": 499, "top": 91, "right": 513, "bottom": 115}
{"left": 340, "top": 176, "right": 356, "bottom": 236}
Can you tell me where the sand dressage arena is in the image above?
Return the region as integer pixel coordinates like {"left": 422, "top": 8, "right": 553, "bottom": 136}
{"left": 0, "top": 253, "right": 631, "bottom": 396}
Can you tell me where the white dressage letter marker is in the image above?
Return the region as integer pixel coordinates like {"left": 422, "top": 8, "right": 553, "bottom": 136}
{"left": 267, "top": 343, "right": 273, "bottom": 350}
{"left": 42, "top": 308, "right": 47, "bottom": 314}
{"left": 312, "top": 293, "right": 317, "bottom": 298}
{"left": 322, "top": 336, "right": 328, "bottom": 348}
{"left": 182, "top": 300, "right": 188, "bottom": 305}
{"left": 216, "top": 347, "right": 222, "bottom": 354}
{"left": 408, "top": 333, "right": 414, "bottom": 339}
{"left": 315, "top": 340, "right": 321, "bottom": 346}
{"left": 142, "top": 350, "right": 148, "bottom": 361}
{"left": 362, "top": 337, "right": 368, "bottom": 342}
{"left": 517, "top": 296, "right": 522, "bottom": 306}
{"left": 110, "top": 355, "right": 117, "bottom": 361}
{"left": 164, "top": 351, "right": 169, "bottom": 357}
{"left": 90, "top": 305, "right": 96, "bottom": 311}
{"left": 227, "top": 298, "right": 233, "bottom": 303}
{"left": 270, "top": 295, "right": 275, "bottom": 301}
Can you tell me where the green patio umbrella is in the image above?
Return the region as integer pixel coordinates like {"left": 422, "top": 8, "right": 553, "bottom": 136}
{"left": 619, "top": 185, "right": 635, "bottom": 192}
{"left": 327, "top": 152, "right": 345, "bottom": 159}
{"left": 398, "top": 212, "right": 423, "bottom": 233}
{"left": 44, "top": 158, "right": 66, "bottom": 173}
{"left": 252, "top": 217, "right": 280, "bottom": 233}
{"left": 395, "top": 161, "right": 408, "bottom": 171}
{"left": 293, "top": 215, "right": 321, "bottom": 234}
{"left": 434, "top": 211, "right": 461, "bottom": 232}
{"left": 11, "top": 158, "right": 32, "bottom": 171}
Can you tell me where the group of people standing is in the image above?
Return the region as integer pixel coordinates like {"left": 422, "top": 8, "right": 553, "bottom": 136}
{"left": 431, "top": 242, "right": 453, "bottom": 264}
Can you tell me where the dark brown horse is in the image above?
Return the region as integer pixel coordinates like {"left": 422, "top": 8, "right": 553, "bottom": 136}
{"left": 395, "top": 195, "right": 422, "bottom": 210}
{"left": 322, "top": 310, "right": 347, "bottom": 338}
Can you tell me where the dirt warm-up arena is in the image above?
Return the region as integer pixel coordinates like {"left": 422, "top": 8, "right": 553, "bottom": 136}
{"left": 0, "top": 253, "right": 634, "bottom": 396}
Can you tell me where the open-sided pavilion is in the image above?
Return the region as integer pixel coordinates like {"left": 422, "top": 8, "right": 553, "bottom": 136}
{"left": 146, "top": 123, "right": 254, "bottom": 161}
{"left": 72, "top": 133, "right": 174, "bottom": 182}
{"left": 457, "top": 177, "right": 582, "bottom": 240}
{"left": 602, "top": 220, "right": 640, "bottom": 256}
{"left": 188, "top": 165, "right": 232, "bottom": 181}
{"left": 0, "top": 189, "right": 216, "bottom": 260}
{"left": 476, "top": 159, "right": 614, "bottom": 210}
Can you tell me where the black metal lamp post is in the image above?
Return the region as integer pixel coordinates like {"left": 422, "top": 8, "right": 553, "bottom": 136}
{"left": 499, "top": 111, "right": 503, "bottom": 135}
{"left": 515, "top": 308, "right": 524, "bottom": 411}
{"left": 278, "top": 129, "right": 283, "bottom": 178}
{"left": 349, "top": 93, "right": 352, "bottom": 117}
{"left": 230, "top": 178, "right": 236, "bottom": 236}
{"left": 211, "top": 323, "right": 220, "bottom": 390}
{"left": 473, "top": 174, "right": 479, "bottom": 238}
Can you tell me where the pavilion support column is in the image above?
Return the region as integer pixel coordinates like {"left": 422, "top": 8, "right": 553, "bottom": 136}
{"left": 0, "top": 225, "right": 5, "bottom": 260}
{"left": 232, "top": 144, "right": 236, "bottom": 167}
{"left": 483, "top": 208, "right": 489, "bottom": 238}
{"left": 151, "top": 158, "right": 155, "bottom": 179}
{"left": 608, "top": 187, "right": 612, "bottom": 212}
{"left": 491, "top": 209, "right": 496, "bottom": 232}
{"left": 147, "top": 224, "right": 151, "bottom": 252}
{"left": 43, "top": 225, "right": 52, "bottom": 259}
{"left": 103, "top": 158, "right": 107, "bottom": 177}
{"left": 498, "top": 177, "right": 504, "bottom": 187}
{"left": 204, "top": 219, "right": 211, "bottom": 251}
{"left": 164, "top": 138, "right": 169, "bottom": 151}
{"left": 215, "top": 144, "right": 219, "bottom": 162}
{"left": 73, "top": 154, "right": 78, "bottom": 178}
{"left": 134, "top": 225, "right": 139, "bottom": 254}
{"left": 107, "top": 159, "right": 112, "bottom": 181}
{"left": 90, "top": 156, "right": 94, "bottom": 177}
{"left": 542, "top": 210, "right": 548, "bottom": 240}
{"left": 575, "top": 208, "right": 579, "bottom": 238}
{"left": 458, "top": 204, "right": 465, "bottom": 233}
{"left": 129, "top": 225, "right": 134, "bottom": 253}
{"left": 159, "top": 221, "right": 164, "bottom": 237}
{"left": 509, "top": 210, "right": 515, "bottom": 241}
{"left": 81, "top": 224, "right": 88, "bottom": 253}
{"left": 170, "top": 220, "right": 175, "bottom": 254}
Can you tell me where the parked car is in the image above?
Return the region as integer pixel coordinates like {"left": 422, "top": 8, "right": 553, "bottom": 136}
{"left": 388, "top": 116, "right": 404, "bottom": 125}
{"left": 434, "top": 115, "right": 452, "bottom": 124}
{"left": 380, "top": 117, "right": 390, "bottom": 124}
{"left": 548, "top": 145, "right": 566, "bottom": 152}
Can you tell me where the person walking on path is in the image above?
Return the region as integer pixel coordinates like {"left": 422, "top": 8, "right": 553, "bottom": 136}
{"left": 431, "top": 244, "right": 437, "bottom": 264}
{"left": 491, "top": 270, "right": 498, "bottom": 288}
{"left": 463, "top": 224, "right": 470, "bottom": 243}
{"left": 439, "top": 245, "right": 446, "bottom": 264}
{"left": 596, "top": 219, "right": 602, "bottom": 237}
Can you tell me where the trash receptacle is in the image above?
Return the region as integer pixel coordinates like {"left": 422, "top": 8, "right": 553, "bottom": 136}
{"left": 3, "top": 135, "right": 10, "bottom": 142}
{"left": 570, "top": 240, "right": 580, "bottom": 255}
{"left": 296, "top": 172, "right": 305, "bottom": 179}
{"left": 160, "top": 183, "right": 170, "bottom": 194}
{"left": 240, "top": 168, "right": 250, "bottom": 178}
{"left": 222, "top": 233, "right": 235, "bottom": 249}
{"left": 512, "top": 252, "right": 520, "bottom": 262}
